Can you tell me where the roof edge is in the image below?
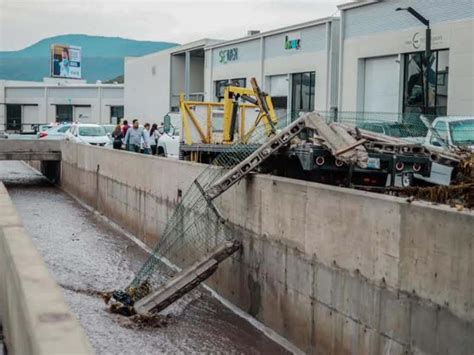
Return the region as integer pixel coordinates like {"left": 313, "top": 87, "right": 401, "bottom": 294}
{"left": 204, "top": 16, "right": 339, "bottom": 50}
{"left": 337, "top": 0, "right": 379, "bottom": 11}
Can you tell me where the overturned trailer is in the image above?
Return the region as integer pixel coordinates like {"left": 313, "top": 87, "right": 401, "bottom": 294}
{"left": 177, "top": 78, "right": 434, "bottom": 187}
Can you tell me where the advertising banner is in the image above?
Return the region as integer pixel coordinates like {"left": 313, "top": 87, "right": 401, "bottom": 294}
{"left": 51, "top": 44, "right": 82, "bottom": 79}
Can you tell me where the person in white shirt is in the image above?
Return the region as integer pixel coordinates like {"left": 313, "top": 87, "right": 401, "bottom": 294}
{"left": 143, "top": 123, "right": 152, "bottom": 155}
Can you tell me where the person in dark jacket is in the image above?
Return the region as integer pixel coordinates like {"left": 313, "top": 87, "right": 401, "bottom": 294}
{"left": 112, "top": 124, "right": 124, "bottom": 149}
{"left": 149, "top": 123, "right": 159, "bottom": 155}
{"left": 122, "top": 120, "right": 130, "bottom": 136}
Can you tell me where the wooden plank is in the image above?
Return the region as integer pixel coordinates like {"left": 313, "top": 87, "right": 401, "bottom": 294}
{"left": 335, "top": 139, "right": 367, "bottom": 156}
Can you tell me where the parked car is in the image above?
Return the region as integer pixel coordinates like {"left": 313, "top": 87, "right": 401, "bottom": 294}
{"left": 36, "top": 124, "right": 56, "bottom": 138}
{"left": 65, "top": 124, "right": 111, "bottom": 146}
{"left": 101, "top": 124, "right": 115, "bottom": 135}
{"left": 155, "top": 112, "right": 181, "bottom": 158}
{"left": 39, "top": 124, "right": 71, "bottom": 140}
{"left": 415, "top": 116, "right": 474, "bottom": 186}
{"left": 424, "top": 116, "right": 474, "bottom": 150}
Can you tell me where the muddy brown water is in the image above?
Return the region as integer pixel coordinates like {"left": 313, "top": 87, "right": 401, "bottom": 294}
{"left": 0, "top": 161, "right": 289, "bottom": 355}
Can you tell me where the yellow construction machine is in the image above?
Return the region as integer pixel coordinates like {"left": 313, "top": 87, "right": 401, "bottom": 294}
{"left": 180, "top": 78, "right": 278, "bottom": 161}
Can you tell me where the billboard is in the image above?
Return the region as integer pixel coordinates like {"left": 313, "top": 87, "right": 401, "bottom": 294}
{"left": 51, "top": 44, "right": 82, "bottom": 79}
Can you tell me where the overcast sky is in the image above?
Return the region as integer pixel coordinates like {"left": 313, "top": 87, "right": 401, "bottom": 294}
{"left": 0, "top": 0, "right": 343, "bottom": 51}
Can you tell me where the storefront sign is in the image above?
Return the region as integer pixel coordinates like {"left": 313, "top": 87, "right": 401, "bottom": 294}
{"left": 405, "top": 32, "right": 444, "bottom": 49}
{"left": 284, "top": 33, "right": 301, "bottom": 50}
{"left": 219, "top": 48, "right": 238, "bottom": 64}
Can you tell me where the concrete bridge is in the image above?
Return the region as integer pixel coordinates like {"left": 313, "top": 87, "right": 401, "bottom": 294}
{"left": 0, "top": 139, "right": 62, "bottom": 182}
{"left": 0, "top": 141, "right": 473, "bottom": 354}
{"left": 0, "top": 139, "right": 61, "bottom": 161}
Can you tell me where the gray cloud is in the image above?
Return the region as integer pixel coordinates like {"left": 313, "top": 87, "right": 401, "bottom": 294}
{"left": 0, "top": 0, "right": 342, "bottom": 51}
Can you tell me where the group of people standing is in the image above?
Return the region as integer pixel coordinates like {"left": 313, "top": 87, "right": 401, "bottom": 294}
{"left": 112, "top": 119, "right": 162, "bottom": 155}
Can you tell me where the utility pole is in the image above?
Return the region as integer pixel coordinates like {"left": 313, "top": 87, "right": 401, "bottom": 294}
{"left": 396, "top": 7, "right": 431, "bottom": 115}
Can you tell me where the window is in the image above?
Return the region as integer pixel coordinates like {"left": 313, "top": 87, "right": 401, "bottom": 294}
{"left": 431, "top": 121, "right": 448, "bottom": 145}
{"left": 6, "top": 104, "right": 22, "bottom": 131}
{"left": 291, "top": 72, "right": 315, "bottom": 117}
{"left": 58, "top": 125, "right": 71, "bottom": 133}
{"left": 110, "top": 106, "right": 124, "bottom": 124}
{"left": 449, "top": 120, "right": 474, "bottom": 146}
{"left": 56, "top": 105, "right": 73, "bottom": 122}
{"left": 79, "top": 126, "right": 106, "bottom": 136}
{"left": 215, "top": 78, "right": 246, "bottom": 101}
{"left": 268, "top": 75, "right": 289, "bottom": 121}
{"left": 403, "top": 50, "right": 449, "bottom": 116}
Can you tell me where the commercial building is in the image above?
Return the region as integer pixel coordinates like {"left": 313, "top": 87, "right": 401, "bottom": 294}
{"left": 124, "top": 19, "right": 340, "bottom": 126}
{"left": 124, "top": 39, "right": 220, "bottom": 123}
{"left": 204, "top": 17, "right": 340, "bottom": 124}
{"left": 0, "top": 78, "right": 124, "bottom": 132}
{"left": 338, "top": 0, "right": 474, "bottom": 117}
{"left": 123, "top": 0, "right": 473, "bottom": 126}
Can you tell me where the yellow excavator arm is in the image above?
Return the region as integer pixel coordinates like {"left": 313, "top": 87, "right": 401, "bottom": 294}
{"left": 180, "top": 77, "right": 278, "bottom": 145}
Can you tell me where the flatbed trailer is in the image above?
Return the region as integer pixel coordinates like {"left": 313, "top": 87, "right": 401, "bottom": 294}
{"left": 180, "top": 142, "right": 432, "bottom": 187}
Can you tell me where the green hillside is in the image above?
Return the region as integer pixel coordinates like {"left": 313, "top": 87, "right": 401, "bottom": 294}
{"left": 0, "top": 34, "right": 178, "bottom": 82}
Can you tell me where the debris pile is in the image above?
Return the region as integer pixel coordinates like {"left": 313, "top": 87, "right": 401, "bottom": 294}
{"left": 312, "top": 120, "right": 473, "bottom": 208}
{"left": 392, "top": 152, "right": 474, "bottom": 208}
{"left": 102, "top": 280, "right": 152, "bottom": 317}
{"left": 112, "top": 312, "right": 170, "bottom": 330}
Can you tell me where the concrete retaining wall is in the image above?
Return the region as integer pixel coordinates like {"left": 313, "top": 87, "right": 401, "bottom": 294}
{"left": 0, "top": 182, "right": 93, "bottom": 355}
{"left": 59, "top": 141, "right": 474, "bottom": 354}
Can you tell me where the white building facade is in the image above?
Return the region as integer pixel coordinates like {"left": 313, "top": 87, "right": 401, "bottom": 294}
{"left": 338, "top": 0, "right": 474, "bottom": 117}
{"left": 123, "top": 1, "right": 473, "bottom": 125}
{"left": 0, "top": 79, "right": 124, "bottom": 132}
{"left": 124, "top": 39, "right": 220, "bottom": 124}
{"left": 204, "top": 17, "right": 340, "bottom": 123}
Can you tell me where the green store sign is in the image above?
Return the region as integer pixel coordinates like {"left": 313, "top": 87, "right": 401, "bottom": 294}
{"left": 219, "top": 48, "right": 238, "bottom": 64}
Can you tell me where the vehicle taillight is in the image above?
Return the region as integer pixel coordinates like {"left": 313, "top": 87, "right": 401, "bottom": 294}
{"left": 39, "top": 132, "right": 48, "bottom": 138}
{"left": 315, "top": 156, "right": 325, "bottom": 166}
{"left": 413, "top": 163, "right": 422, "bottom": 172}
{"left": 395, "top": 161, "right": 405, "bottom": 172}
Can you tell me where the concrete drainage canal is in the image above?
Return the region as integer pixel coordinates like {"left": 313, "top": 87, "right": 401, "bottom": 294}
{"left": 0, "top": 161, "right": 290, "bottom": 354}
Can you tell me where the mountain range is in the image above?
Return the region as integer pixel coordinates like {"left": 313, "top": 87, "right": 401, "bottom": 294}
{"left": 0, "top": 34, "right": 178, "bottom": 83}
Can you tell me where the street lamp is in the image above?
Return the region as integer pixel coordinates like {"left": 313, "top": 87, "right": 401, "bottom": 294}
{"left": 396, "top": 7, "right": 432, "bottom": 115}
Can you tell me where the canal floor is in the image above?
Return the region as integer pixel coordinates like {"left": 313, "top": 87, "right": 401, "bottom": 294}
{"left": 0, "top": 161, "right": 288, "bottom": 354}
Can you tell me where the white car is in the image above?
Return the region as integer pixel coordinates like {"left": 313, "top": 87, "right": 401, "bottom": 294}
{"left": 65, "top": 124, "right": 111, "bottom": 146}
{"left": 425, "top": 116, "right": 474, "bottom": 150}
{"left": 157, "top": 126, "right": 180, "bottom": 158}
{"left": 416, "top": 116, "right": 474, "bottom": 185}
{"left": 39, "top": 124, "right": 71, "bottom": 140}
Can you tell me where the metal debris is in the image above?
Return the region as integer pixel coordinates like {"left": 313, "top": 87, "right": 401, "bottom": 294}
{"left": 386, "top": 153, "right": 473, "bottom": 208}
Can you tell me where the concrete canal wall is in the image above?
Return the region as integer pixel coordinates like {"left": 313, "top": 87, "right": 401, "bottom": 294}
{"left": 0, "top": 182, "right": 92, "bottom": 355}
{"left": 58, "top": 142, "right": 474, "bottom": 354}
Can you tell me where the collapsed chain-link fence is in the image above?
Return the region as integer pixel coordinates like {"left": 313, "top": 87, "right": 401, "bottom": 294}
{"left": 126, "top": 110, "right": 473, "bottom": 299}
{"left": 127, "top": 115, "right": 291, "bottom": 297}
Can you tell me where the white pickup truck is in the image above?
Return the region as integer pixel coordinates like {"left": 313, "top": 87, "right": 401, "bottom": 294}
{"left": 157, "top": 113, "right": 181, "bottom": 158}
{"left": 416, "top": 116, "right": 474, "bottom": 185}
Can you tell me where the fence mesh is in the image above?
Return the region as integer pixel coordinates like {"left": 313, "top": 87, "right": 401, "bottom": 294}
{"left": 127, "top": 115, "right": 287, "bottom": 296}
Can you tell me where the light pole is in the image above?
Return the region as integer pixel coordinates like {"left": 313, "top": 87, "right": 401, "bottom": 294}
{"left": 396, "top": 7, "right": 432, "bottom": 115}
